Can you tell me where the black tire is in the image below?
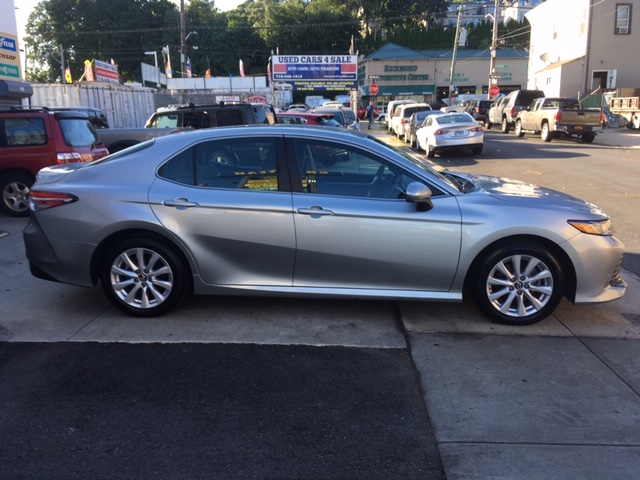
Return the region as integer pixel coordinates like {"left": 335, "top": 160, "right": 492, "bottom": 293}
{"left": 582, "top": 133, "right": 595, "bottom": 144}
{"left": 471, "top": 146, "right": 482, "bottom": 155}
{"left": 486, "top": 120, "right": 492, "bottom": 129}
{"left": 515, "top": 120, "right": 525, "bottom": 137}
{"left": 541, "top": 123, "right": 552, "bottom": 142}
{"left": 101, "top": 236, "right": 190, "bottom": 317}
{"left": 472, "top": 242, "right": 564, "bottom": 326}
{"left": 501, "top": 117, "right": 510, "bottom": 133}
{"left": 426, "top": 144, "right": 435, "bottom": 158}
{"left": 0, "top": 171, "right": 33, "bottom": 217}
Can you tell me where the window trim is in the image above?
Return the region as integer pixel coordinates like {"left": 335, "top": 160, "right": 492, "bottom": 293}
{"left": 615, "top": 3, "right": 632, "bottom": 35}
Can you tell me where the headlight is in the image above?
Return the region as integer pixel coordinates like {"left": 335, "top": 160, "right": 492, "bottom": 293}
{"left": 568, "top": 219, "right": 614, "bottom": 236}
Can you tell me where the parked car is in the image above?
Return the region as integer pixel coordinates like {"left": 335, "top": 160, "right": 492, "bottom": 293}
{"left": 311, "top": 107, "right": 359, "bottom": 131}
{"left": 287, "top": 104, "right": 307, "bottom": 113}
{"left": 415, "top": 112, "right": 484, "bottom": 158}
{"left": 391, "top": 103, "right": 432, "bottom": 137}
{"left": 276, "top": 112, "right": 342, "bottom": 128}
{"left": 48, "top": 106, "right": 110, "bottom": 128}
{"left": 469, "top": 99, "right": 494, "bottom": 124}
{"left": 403, "top": 110, "right": 442, "bottom": 147}
{"left": 486, "top": 89, "right": 546, "bottom": 133}
{"left": 0, "top": 106, "right": 109, "bottom": 217}
{"left": 24, "top": 125, "right": 626, "bottom": 325}
{"left": 357, "top": 105, "right": 380, "bottom": 120}
{"left": 99, "top": 102, "right": 277, "bottom": 154}
{"left": 386, "top": 99, "right": 417, "bottom": 132}
{"left": 514, "top": 97, "right": 602, "bottom": 143}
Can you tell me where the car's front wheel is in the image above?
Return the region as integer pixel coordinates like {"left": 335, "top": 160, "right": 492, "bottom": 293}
{"left": 472, "top": 242, "right": 564, "bottom": 325}
{"left": 101, "top": 236, "right": 190, "bottom": 317}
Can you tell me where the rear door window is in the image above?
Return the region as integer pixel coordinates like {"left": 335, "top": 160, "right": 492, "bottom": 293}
{"left": 3, "top": 117, "right": 47, "bottom": 146}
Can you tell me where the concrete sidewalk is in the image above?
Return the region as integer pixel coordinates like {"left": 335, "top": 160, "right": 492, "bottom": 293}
{"left": 593, "top": 126, "right": 640, "bottom": 149}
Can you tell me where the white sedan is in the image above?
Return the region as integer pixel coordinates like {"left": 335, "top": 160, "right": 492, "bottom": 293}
{"left": 415, "top": 112, "right": 484, "bottom": 158}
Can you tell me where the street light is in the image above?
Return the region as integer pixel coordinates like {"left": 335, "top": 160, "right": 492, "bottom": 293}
{"left": 144, "top": 50, "right": 159, "bottom": 88}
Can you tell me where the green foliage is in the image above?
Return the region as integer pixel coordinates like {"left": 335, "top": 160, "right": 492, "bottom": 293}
{"left": 22, "top": 0, "right": 528, "bottom": 84}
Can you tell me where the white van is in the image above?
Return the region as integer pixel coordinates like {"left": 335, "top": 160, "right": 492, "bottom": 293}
{"left": 385, "top": 99, "right": 417, "bottom": 131}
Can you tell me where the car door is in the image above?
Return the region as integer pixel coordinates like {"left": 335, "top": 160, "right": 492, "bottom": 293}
{"left": 149, "top": 135, "right": 297, "bottom": 287}
{"left": 287, "top": 137, "right": 462, "bottom": 292}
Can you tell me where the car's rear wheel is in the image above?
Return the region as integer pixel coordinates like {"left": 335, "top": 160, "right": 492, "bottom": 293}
{"left": 0, "top": 172, "right": 33, "bottom": 217}
{"left": 472, "top": 242, "right": 564, "bottom": 325}
{"left": 501, "top": 117, "right": 510, "bottom": 133}
{"left": 101, "top": 236, "right": 189, "bottom": 317}
{"left": 486, "top": 120, "right": 492, "bottom": 129}
{"left": 515, "top": 120, "right": 525, "bottom": 137}
{"left": 582, "top": 133, "right": 595, "bottom": 143}
{"left": 471, "top": 146, "right": 482, "bottom": 155}
{"left": 541, "top": 123, "right": 553, "bottom": 142}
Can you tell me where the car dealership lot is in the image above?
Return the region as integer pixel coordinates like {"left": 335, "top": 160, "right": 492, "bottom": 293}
{"left": 3, "top": 123, "right": 640, "bottom": 479}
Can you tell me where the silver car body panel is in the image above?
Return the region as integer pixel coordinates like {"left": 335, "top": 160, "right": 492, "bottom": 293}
{"left": 23, "top": 125, "right": 625, "bottom": 308}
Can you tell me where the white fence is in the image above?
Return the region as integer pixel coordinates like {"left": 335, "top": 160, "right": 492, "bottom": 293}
{"left": 25, "top": 82, "right": 156, "bottom": 128}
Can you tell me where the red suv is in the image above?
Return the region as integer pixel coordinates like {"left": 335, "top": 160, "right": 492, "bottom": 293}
{"left": 0, "top": 106, "right": 109, "bottom": 217}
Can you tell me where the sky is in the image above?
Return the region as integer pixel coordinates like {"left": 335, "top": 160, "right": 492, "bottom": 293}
{"left": 15, "top": 0, "right": 247, "bottom": 43}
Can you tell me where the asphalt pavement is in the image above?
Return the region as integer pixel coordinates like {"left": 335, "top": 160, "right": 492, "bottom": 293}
{"left": 1, "top": 125, "right": 640, "bottom": 479}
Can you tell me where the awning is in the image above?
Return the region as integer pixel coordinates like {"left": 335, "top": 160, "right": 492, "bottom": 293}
{"left": 0, "top": 80, "right": 33, "bottom": 99}
{"left": 364, "top": 84, "right": 435, "bottom": 96}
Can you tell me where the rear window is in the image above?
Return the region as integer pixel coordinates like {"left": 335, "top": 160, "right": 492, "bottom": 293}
{"left": 516, "top": 91, "right": 545, "bottom": 106}
{"left": 216, "top": 109, "right": 246, "bottom": 127}
{"left": 58, "top": 118, "right": 99, "bottom": 147}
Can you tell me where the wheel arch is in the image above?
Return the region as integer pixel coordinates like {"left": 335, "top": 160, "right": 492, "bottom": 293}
{"left": 464, "top": 234, "right": 577, "bottom": 302}
{"left": 90, "top": 228, "right": 194, "bottom": 292}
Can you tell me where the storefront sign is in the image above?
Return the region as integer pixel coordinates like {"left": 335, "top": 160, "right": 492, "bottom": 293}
{"left": 0, "top": 32, "right": 21, "bottom": 80}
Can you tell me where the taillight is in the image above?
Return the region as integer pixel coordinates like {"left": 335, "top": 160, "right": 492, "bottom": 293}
{"left": 434, "top": 129, "right": 450, "bottom": 135}
{"left": 555, "top": 110, "right": 562, "bottom": 123}
{"left": 470, "top": 126, "right": 483, "bottom": 132}
{"left": 401, "top": 118, "right": 405, "bottom": 125}
{"left": 510, "top": 107, "right": 516, "bottom": 117}
{"left": 29, "top": 190, "right": 78, "bottom": 211}
{"left": 56, "top": 152, "right": 82, "bottom": 164}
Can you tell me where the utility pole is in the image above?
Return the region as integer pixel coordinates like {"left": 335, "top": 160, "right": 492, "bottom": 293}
{"left": 488, "top": 0, "right": 500, "bottom": 99}
{"left": 180, "top": 0, "right": 186, "bottom": 77}
{"left": 448, "top": 6, "right": 463, "bottom": 101}
{"left": 59, "top": 44, "right": 65, "bottom": 83}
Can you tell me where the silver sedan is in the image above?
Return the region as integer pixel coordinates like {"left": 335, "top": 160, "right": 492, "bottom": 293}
{"left": 416, "top": 112, "right": 484, "bottom": 158}
{"left": 24, "top": 125, "right": 626, "bottom": 325}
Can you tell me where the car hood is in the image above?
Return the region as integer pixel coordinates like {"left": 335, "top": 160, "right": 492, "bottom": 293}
{"left": 455, "top": 172, "right": 607, "bottom": 217}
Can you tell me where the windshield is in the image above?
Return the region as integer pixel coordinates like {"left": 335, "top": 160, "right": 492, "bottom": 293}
{"left": 58, "top": 119, "right": 99, "bottom": 147}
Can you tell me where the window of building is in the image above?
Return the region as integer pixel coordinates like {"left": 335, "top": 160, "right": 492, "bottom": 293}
{"left": 615, "top": 4, "right": 631, "bottom": 35}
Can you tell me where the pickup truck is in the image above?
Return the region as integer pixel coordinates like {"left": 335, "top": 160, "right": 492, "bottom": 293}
{"left": 97, "top": 102, "right": 276, "bottom": 153}
{"left": 514, "top": 97, "right": 601, "bottom": 143}
{"left": 97, "top": 127, "right": 180, "bottom": 153}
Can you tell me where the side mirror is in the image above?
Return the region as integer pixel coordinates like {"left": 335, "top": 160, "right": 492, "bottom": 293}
{"left": 405, "top": 182, "right": 434, "bottom": 211}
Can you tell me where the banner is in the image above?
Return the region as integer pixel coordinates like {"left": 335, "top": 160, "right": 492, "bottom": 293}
{"left": 64, "top": 66, "right": 72, "bottom": 84}
{"left": 239, "top": 59, "right": 245, "bottom": 77}
{"left": 94, "top": 59, "right": 118, "bottom": 83}
{"left": 0, "top": 32, "right": 21, "bottom": 80}
{"left": 84, "top": 59, "right": 95, "bottom": 82}
{"left": 186, "top": 57, "right": 192, "bottom": 78}
{"left": 271, "top": 54, "right": 358, "bottom": 91}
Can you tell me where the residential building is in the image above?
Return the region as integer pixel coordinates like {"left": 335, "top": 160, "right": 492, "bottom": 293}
{"left": 526, "top": 0, "right": 640, "bottom": 97}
